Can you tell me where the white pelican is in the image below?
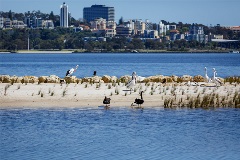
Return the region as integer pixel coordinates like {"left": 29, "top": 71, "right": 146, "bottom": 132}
{"left": 212, "top": 68, "right": 222, "bottom": 86}
{"left": 132, "top": 72, "right": 145, "bottom": 82}
{"left": 186, "top": 81, "right": 198, "bottom": 86}
{"left": 204, "top": 67, "right": 212, "bottom": 83}
{"left": 136, "top": 75, "right": 145, "bottom": 82}
{"left": 66, "top": 65, "right": 79, "bottom": 77}
{"left": 126, "top": 72, "right": 137, "bottom": 90}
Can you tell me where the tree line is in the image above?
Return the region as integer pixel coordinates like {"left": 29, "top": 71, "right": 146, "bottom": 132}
{"left": 0, "top": 27, "right": 239, "bottom": 52}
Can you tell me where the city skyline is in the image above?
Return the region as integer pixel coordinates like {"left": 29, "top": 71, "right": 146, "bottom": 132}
{"left": 0, "top": 0, "right": 240, "bottom": 26}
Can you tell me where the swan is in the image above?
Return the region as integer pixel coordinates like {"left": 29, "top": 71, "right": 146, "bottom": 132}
{"left": 66, "top": 65, "right": 79, "bottom": 77}
{"left": 133, "top": 91, "right": 144, "bottom": 108}
{"left": 103, "top": 96, "right": 111, "bottom": 109}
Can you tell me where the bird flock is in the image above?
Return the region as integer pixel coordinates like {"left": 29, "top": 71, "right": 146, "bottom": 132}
{"left": 104, "top": 72, "right": 145, "bottom": 109}
{"left": 204, "top": 67, "right": 223, "bottom": 86}
{"left": 66, "top": 66, "right": 222, "bottom": 109}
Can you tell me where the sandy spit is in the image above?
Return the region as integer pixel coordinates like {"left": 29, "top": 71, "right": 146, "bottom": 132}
{"left": 0, "top": 82, "right": 239, "bottom": 109}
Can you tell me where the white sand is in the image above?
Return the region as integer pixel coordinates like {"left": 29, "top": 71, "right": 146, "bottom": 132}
{"left": 0, "top": 82, "right": 239, "bottom": 109}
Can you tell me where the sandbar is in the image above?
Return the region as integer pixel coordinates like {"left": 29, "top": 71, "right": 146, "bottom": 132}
{"left": 0, "top": 82, "right": 239, "bottom": 109}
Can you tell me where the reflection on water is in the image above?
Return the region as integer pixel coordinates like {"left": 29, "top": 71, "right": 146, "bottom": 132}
{"left": 1, "top": 108, "right": 240, "bottom": 160}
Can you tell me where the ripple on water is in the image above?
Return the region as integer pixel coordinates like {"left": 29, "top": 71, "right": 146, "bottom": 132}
{"left": 1, "top": 108, "right": 240, "bottom": 160}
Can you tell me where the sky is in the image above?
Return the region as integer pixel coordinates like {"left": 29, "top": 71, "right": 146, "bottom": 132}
{"left": 0, "top": 0, "right": 239, "bottom": 26}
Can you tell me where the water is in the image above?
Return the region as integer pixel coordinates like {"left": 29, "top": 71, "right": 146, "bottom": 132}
{"left": 0, "top": 108, "right": 240, "bottom": 160}
{"left": 1, "top": 53, "right": 240, "bottom": 78}
{"left": 1, "top": 53, "right": 240, "bottom": 159}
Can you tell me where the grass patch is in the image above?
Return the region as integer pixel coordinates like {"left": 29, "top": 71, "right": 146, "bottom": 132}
{"left": 4, "top": 84, "right": 11, "bottom": 96}
{"left": 62, "top": 88, "right": 67, "bottom": 97}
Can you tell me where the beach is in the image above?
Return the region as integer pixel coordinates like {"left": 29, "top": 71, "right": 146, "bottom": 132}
{"left": 1, "top": 81, "right": 239, "bottom": 109}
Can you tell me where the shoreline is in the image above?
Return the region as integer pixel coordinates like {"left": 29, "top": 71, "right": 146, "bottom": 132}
{"left": 0, "top": 49, "right": 234, "bottom": 54}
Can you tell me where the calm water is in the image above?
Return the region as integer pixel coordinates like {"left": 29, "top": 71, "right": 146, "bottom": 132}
{"left": 1, "top": 53, "right": 240, "bottom": 159}
{"left": 0, "top": 53, "right": 240, "bottom": 78}
{"left": 0, "top": 108, "right": 240, "bottom": 160}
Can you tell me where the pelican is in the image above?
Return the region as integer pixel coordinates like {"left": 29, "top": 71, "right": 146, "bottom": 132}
{"left": 136, "top": 75, "right": 145, "bottom": 82}
{"left": 66, "top": 65, "right": 79, "bottom": 77}
{"left": 133, "top": 91, "right": 144, "bottom": 108}
{"left": 186, "top": 81, "right": 198, "bottom": 86}
{"left": 212, "top": 68, "right": 222, "bottom": 86}
{"left": 126, "top": 72, "right": 137, "bottom": 90}
{"left": 103, "top": 96, "right": 111, "bottom": 109}
{"left": 204, "top": 67, "right": 212, "bottom": 83}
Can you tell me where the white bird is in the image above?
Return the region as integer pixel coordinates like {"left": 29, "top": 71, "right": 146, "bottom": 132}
{"left": 132, "top": 72, "right": 145, "bottom": 82}
{"left": 212, "top": 68, "right": 222, "bottom": 86}
{"left": 204, "top": 67, "right": 212, "bottom": 83}
{"left": 136, "top": 75, "right": 145, "bottom": 82}
{"left": 126, "top": 72, "right": 137, "bottom": 90}
{"left": 187, "top": 81, "right": 198, "bottom": 86}
{"left": 66, "top": 65, "right": 79, "bottom": 77}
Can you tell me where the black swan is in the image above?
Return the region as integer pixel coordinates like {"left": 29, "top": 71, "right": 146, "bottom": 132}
{"left": 103, "top": 96, "right": 111, "bottom": 109}
{"left": 134, "top": 91, "right": 144, "bottom": 108}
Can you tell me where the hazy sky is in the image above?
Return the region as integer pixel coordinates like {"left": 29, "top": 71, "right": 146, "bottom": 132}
{"left": 0, "top": 0, "right": 239, "bottom": 26}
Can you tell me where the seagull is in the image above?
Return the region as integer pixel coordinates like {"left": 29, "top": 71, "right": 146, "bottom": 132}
{"left": 204, "top": 67, "right": 212, "bottom": 83}
{"left": 103, "top": 96, "right": 111, "bottom": 109}
{"left": 212, "top": 68, "right": 222, "bottom": 86}
{"left": 126, "top": 72, "right": 137, "bottom": 90}
{"left": 66, "top": 65, "right": 79, "bottom": 77}
{"left": 133, "top": 91, "right": 144, "bottom": 108}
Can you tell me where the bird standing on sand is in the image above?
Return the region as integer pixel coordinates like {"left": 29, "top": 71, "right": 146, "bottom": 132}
{"left": 133, "top": 91, "right": 144, "bottom": 108}
{"left": 103, "top": 96, "right": 111, "bottom": 109}
{"left": 66, "top": 65, "right": 79, "bottom": 77}
{"left": 212, "top": 68, "right": 222, "bottom": 86}
{"left": 204, "top": 67, "right": 212, "bottom": 83}
{"left": 126, "top": 72, "right": 137, "bottom": 90}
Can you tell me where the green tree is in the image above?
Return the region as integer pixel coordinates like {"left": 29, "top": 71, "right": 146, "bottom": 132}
{"left": 129, "top": 38, "right": 144, "bottom": 49}
{"left": 8, "top": 10, "right": 13, "bottom": 20}
{"left": 119, "top": 17, "right": 124, "bottom": 25}
{"left": 49, "top": 11, "right": 55, "bottom": 21}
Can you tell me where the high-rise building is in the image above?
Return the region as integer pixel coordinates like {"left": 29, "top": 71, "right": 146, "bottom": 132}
{"left": 0, "top": 17, "right": 4, "bottom": 28}
{"left": 60, "top": 2, "right": 68, "bottom": 27}
{"left": 145, "top": 19, "right": 153, "bottom": 30}
{"left": 83, "top": 5, "right": 114, "bottom": 23}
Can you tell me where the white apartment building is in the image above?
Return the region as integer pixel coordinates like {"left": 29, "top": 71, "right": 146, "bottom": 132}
{"left": 144, "top": 30, "right": 158, "bottom": 38}
{"left": 158, "top": 21, "right": 176, "bottom": 36}
{"left": 116, "top": 25, "right": 132, "bottom": 36}
{"left": 12, "top": 20, "right": 25, "bottom": 28}
{"left": 133, "top": 19, "right": 145, "bottom": 35}
{"left": 90, "top": 18, "right": 106, "bottom": 30}
{"left": 105, "top": 28, "right": 116, "bottom": 37}
{"left": 60, "top": 2, "right": 68, "bottom": 27}
{"left": 44, "top": 20, "right": 54, "bottom": 29}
